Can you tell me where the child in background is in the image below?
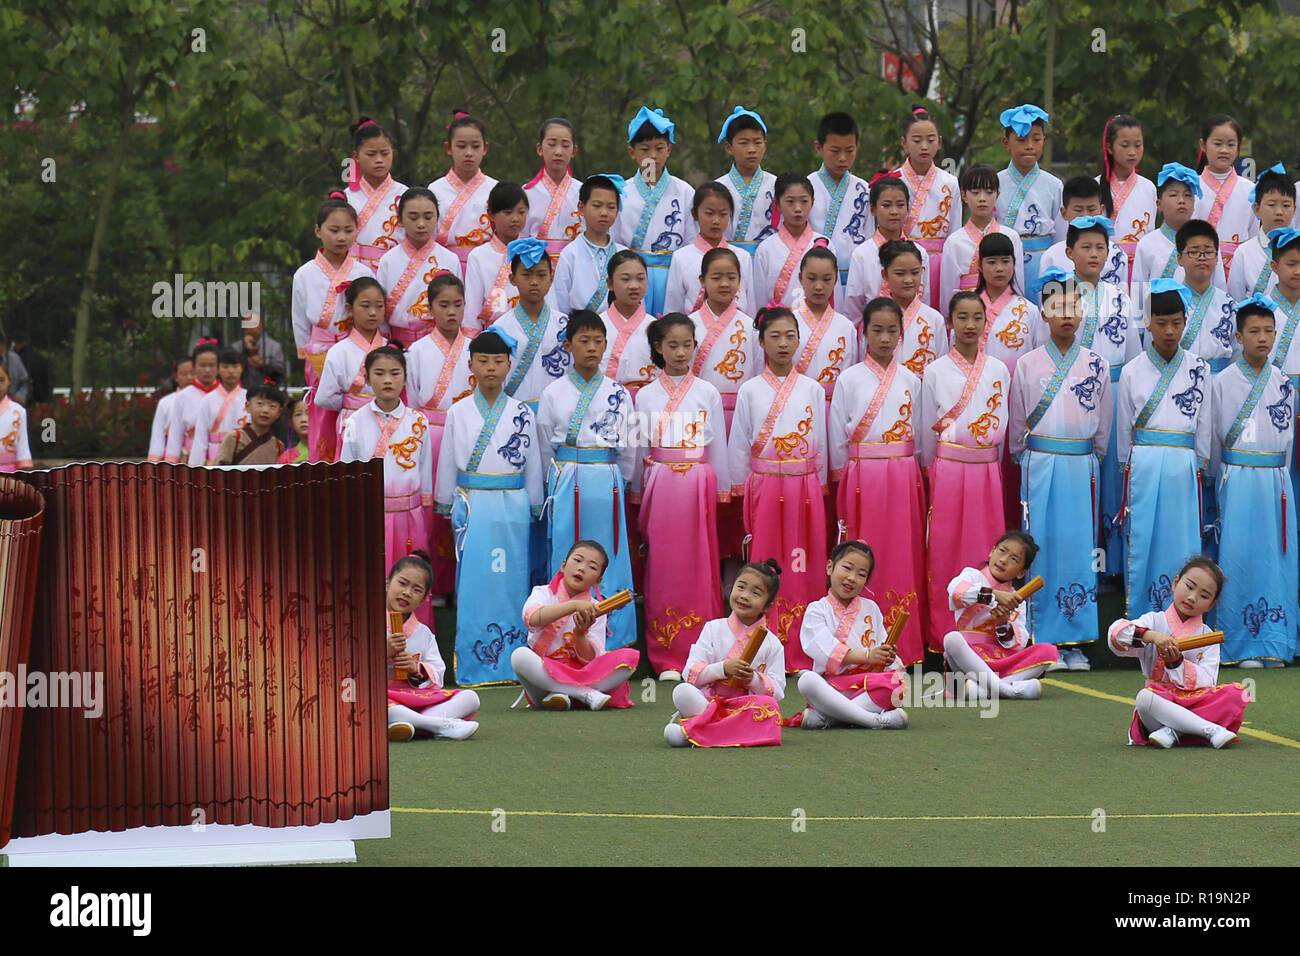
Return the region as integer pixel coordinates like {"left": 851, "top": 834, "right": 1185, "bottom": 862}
{"left": 1175, "top": 220, "right": 1236, "bottom": 370}
{"left": 524, "top": 118, "right": 582, "bottom": 262}
{"left": 215, "top": 383, "right": 285, "bottom": 465}
{"left": 663, "top": 559, "right": 787, "bottom": 747}
{"left": 939, "top": 163, "right": 1024, "bottom": 318}
{"left": 689, "top": 247, "right": 758, "bottom": 434}
{"left": 599, "top": 250, "right": 657, "bottom": 400}
{"left": 277, "top": 395, "right": 310, "bottom": 464}
{"left": 716, "top": 105, "right": 776, "bottom": 256}
{"left": 147, "top": 357, "right": 193, "bottom": 462}
{"left": 1131, "top": 165, "right": 1226, "bottom": 299}
{"left": 919, "top": 291, "right": 1010, "bottom": 653}
{"left": 433, "top": 327, "right": 544, "bottom": 686}
{"left": 895, "top": 104, "right": 961, "bottom": 310}
{"left": 830, "top": 301, "right": 926, "bottom": 665}
{"left": 0, "top": 365, "right": 32, "bottom": 472}
{"left": 996, "top": 104, "right": 1061, "bottom": 290}
{"left": 511, "top": 540, "right": 640, "bottom": 710}
{"left": 614, "top": 106, "right": 697, "bottom": 315}
{"left": 492, "top": 238, "right": 572, "bottom": 413}
{"left": 291, "top": 194, "right": 372, "bottom": 461}
{"left": 810, "top": 112, "right": 871, "bottom": 295}
{"left": 377, "top": 187, "right": 461, "bottom": 347}
{"left": 942, "top": 531, "right": 1059, "bottom": 700}
{"left": 406, "top": 272, "right": 475, "bottom": 596}
{"left": 1008, "top": 279, "right": 1111, "bottom": 665}
{"left": 537, "top": 312, "right": 638, "bottom": 650}
{"left": 727, "top": 307, "right": 828, "bottom": 670}
{"left": 1117, "top": 281, "right": 1212, "bottom": 621}
{"left": 1097, "top": 114, "right": 1156, "bottom": 278}
{"left": 1262, "top": 230, "right": 1300, "bottom": 503}
{"left": 633, "top": 313, "right": 730, "bottom": 680}
{"left": 882, "top": 239, "right": 947, "bottom": 377}
{"left": 663, "top": 182, "right": 756, "bottom": 316}
{"left": 798, "top": 541, "right": 909, "bottom": 729}
{"left": 754, "top": 173, "right": 829, "bottom": 308}
{"left": 316, "top": 276, "right": 392, "bottom": 458}
{"left": 553, "top": 175, "right": 626, "bottom": 316}
{"left": 844, "top": 176, "right": 930, "bottom": 322}
{"left": 1194, "top": 114, "right": 1257, "bottom": 278}
{"left": 384, "top": 552, "right": 480, "bottom": 741}
{"left": 1226, "top": 165, "right": 1294, "bottom": 303}
{"left": 1039, "top": 177, "right": 1127, "bottom": 287}
{"left": 429, "top": 112, "right": 498, "bottom": 272}
{"left": 975, "top": 232, "right": 1038, "bottom": 374}
{"left": 464, "top": 182, "right": 547, "bottom": 330}
{"left": 793, "top": 245, "right": 859, "bottom": 415}
{"left": 188, "top": 349, "right": 247, "bottom": 466}
{"left": 345, "top": 116, "right": 405, "bottom": 271}
{"left": 163, "top": 342, "right": 220, "bottom": 464}
{"left": 1212, "top": 297, "right": 1297, "bottom": 668}
{"left": 1107, "top": 556, "right": 1251, "bottom": 747}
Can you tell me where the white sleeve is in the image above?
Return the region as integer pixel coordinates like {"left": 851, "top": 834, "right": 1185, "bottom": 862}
{"left": 148, "top": 400, "right": 169, "bottom": 461}
{"left": 163, "top": 397, "right": 186, "bottom": 463}
{"left": 663, "top": 253, "right": 687, "bottom": 315}
{"left": 553, "top": 248, "right": 575, "bottom": 317}
{"left": 537, "top": 386, "right": 558, "bottom": 474}
{"left": 917, "top": 370, "right": 939, "bottom": 467}
{"left": 339, "top": 414, "right": 363, "bottom": 463}
{"left": 291, "top": 271, "right": 310, "bottom": 354}
{"left": 14, "top": 408, "right": 32, "bottom": 466}
{"left": 827, "top": 375, "right": 850, "bottom": 479}
{"left": 726, "top": 387, "right": 753, "bottom": 496}
{"left": 315, "top": 348, "right": 345, "bottom": 411}
{"left": 844, "top": 246, "right": 868, "bottom": 326}
{"left": 939, "top": 243, "right": 959, "bottom": 319}
{"left": 705, "top": 386, "right": 731, "bottom": 495}
{"left": 812, "top": 381, "right": 829, "bottom": 488}
{"left": 522, "top": 408, "right": 544, "bottom": 514}
{"left": 798, "top": 601, "right": 835, "bottom": 673}
{"left": 1195, "top": 360, "right": 1213, "bottom": 471}
{"left": 463, "top": 257, "right": 487, "bottom": 334}
{"left": 1116, "top": 366, "right": 1135, "bottom": 465}
{"left": 187, "top": 402, "right": 213, "bottom": 466}
{"left": 1011, "top": 232, "right": 1026, "bottom": 299}
{"left": 433, "top": 408, "right": 458, "bottom": 513}
{"left": 419, "top": 415, "right": 433, "bottom": 506}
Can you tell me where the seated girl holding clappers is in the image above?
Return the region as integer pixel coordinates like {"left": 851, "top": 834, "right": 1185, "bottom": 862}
{"left": 384, "top": 552, "right": 480, "bottom": 742}
{"left": 510, "top": 539, "right": 639, "bottom": 711}
{"left": 797, "top": 541, "right": 909, "bottom": 730}
{"left": 942, "top": 531, "right": 1059, "bottom": 700}
{"left": 1107, "top": 557, "right": 1251, "bottom": 748}
{"left": 664, "top": 558, "right": 787, "bottom": 747}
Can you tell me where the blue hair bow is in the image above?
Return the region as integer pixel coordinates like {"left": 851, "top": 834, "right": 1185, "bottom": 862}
{"left": 999, "top": 104, "right": 1049, "bottom": 137}
{"left": 588, "top": 173, "right": 627, "bottom": 195}
{"left": 1250, "top": 163, "right": 1288, "bottom": 202}
{"left": 1069, "top": 216, "right": 1114, "bottom": 236}
{"left": 1236, "top": 293, "right": 1277, "bottom": 313}
{"left": 1149, "top": 278, "right": 1193, "bottom": 315}
{"left": 717, "top": 105, "right": 767, "bottom": 143}
{"left": 1156, "top": 162, "right": 1202, "bottom": 199}
{"left": 1029, "top": 266, "right": 1072, "bottom": 303}
{"left": 627, "top": 106, "right": 675, "bottom": 144}
{"left": 478, "top": 326, "right": 517, "bottom": 356}
{"left": 1268, "top": 227, "right": 1300, "bottom": 256}
{"left": 506, "top": 237, "right": 548, "bottom": 269}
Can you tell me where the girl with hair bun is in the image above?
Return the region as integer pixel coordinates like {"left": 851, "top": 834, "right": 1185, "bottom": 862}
{"left": 346, "top": 116, "right": 407, "bottom": 271}
{"left": 894, "top": 104, "right": 962, "bottom": 310}
{"left": 428, "top": 112, "right": 499, "bottom": 271}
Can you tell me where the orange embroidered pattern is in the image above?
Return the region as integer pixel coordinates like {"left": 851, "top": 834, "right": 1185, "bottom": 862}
{"left": 902, "top": 321, "right": 936, "bottom": 375}
{"left": 817, "top": 336, "right": 848, "bottom": 386}
{"left": 649, "top": 606, "right": 703, "bottom": 648}
{"left": 995, "top": 301, "right": 1029, "bottom": 349}
{"left": 458, "top": 213, "right": 494, "bottom": 248}
{"left": 966, "top": 380, "right": 1004, "bottom": 445}
{"left": 389, "top": 415, "right": 428, "bottom": 470}
{"left": 881, "top": 390, "right": 914, "bottom": 442}
{"left": 714, "top": 325, "right": 748, "bottom": 382}
{"left": 883, "top": 589, "right": 918, "bottom": 632}
{"left": 772, "top": 405, "right": 814, "bottom": 457}
{"left": 1121, "top": 212, "right": 1151, "bottom": 243}
{"left": 917, "top": 186, "right": 953, "bottom": 239}
{"left": 859, "top": 611, "right": 876, "bottom": 648}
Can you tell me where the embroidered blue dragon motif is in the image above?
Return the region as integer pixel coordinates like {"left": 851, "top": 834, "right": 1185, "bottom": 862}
{"left": 1070, "top": 355, "right": 1104, "bottom": 410}
{"left": 540, "top": 316, "right": 571, "bottom": 378}
{"left": 1021, "top": 203, "right": 1042, "bottom": 236}
{"left": 1267, "top": 379, "right": 1293, "bottom": 431}
{"left": 1147, "top": 575, "right": 1174, "bottom": 612}
{"left": 1242, "top": 597, "right": 1286, "bottom": 636}
{"left": 497, "top": 407, "right": 532, "bottom": 466}
{"left": 1055, "top": 582, "right": 1097, "bottom": 620}
{"left": 473, "top": 622, "right": 528, "bottom": 667}
{"left": 1171, "top": 362, "right": 1206, "bottom": 417}
{"left": 1098, "top": 304, "right": 1126, "bottom": 346}
{"left": 650, "top": 199, "right": 684, "bottom": 252}
{"left": 588, "top": 387, "right": 627, "bottom": 442}
{"left": 1102, "top": 246, "right": 1126, "bottom": 284}
{"left": 845, "top": 184, "right": 870, "bottom": 243}
{"left": 754, "top": 190, "right": 776, "bottom": 241}
{"left": 1210, "top": 302, "right": 1235, "bottom": 349}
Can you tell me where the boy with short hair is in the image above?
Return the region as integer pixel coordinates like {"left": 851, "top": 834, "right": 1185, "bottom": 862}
{"left": 1131, "top": 164, "right": 1227, "bottom": 299}
{"left": 215, "top": 383, "right": 286, "bottom": 465}
{"left": 1175, "top": 220, "right": 1236, "bottom": 370}
{"left": 939, "top": 163, "right": 1025, "bottom": 316}
{"left": 717, "top": 106, "right": 777, "bottom": 256}
{"left": 553, "top": 175, "right": 626, "bottom": 315}
{"left": 1039, "top": 177, "right": 1127, "bottom": 287}
{"left": 810, "top": 111, "right": 871, "bottom": 294}
{"left": 995, "top": 104, "right": 1061, "bottom": 291}
{"left": 1226, "top": 165, "right": 1295, "bottom": 303}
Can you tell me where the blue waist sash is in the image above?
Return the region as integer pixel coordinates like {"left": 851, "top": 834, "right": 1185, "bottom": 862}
{"left": 458, "top": 471, "right": 525, "bottom": 489}
{"left": 1022, "top": 234, "right": 1054, "bottom": 252}
{"left": 630, "top": 250, "right": 673, "bottom": 268}
{"left": 556, "top": 445, "right": 617, "bottom": 464}
{"left": 1026, "top": 434, "right": 1092, "bottom": 454}
{"left": 732, "top": 240, "right": 760, "bottom": 256}
{"left": 1110, "top": 363, "right": 1124, "bottom": 383}
{"left": 1132, "top": 427, "right": 1195, "bottom": 449}
{"left": 1221, "top": 448, "right": 1286, "bottom": 468}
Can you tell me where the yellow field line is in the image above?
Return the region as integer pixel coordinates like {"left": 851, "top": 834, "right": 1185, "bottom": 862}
{"left": 1042, "top": 678, "right": 1300, "bottom": 750}
{"left": 390, "top": 807, "right": 1300, "bottom": 823}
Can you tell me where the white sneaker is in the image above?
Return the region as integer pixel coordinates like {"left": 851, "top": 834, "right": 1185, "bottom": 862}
{"left": 584, "top": 690, "right": 612, "bottom": 711}
{"left": 1148, "top": 727, "right": 1179, "bottom": 749}
{"left": 659, "top": 670, "right": 683, "bottom": 682}
{"left": 663, "top": 722, "right": 689, "bottom": 747}
{"left": 1005, "top": 678, "right": 1042, "bottom": 700}
{"left": 1064, "top": 647, "right": 1091, "bottom": 671}
{"left": 801, "top": 707, "right": 831, "bottom": 729}
{"left": 541, "top": 693, "right": 571, "bottom": 711}
{"left": 1046, "top": 654, "right": 1070, "bottom": 672}
{"left": 1263, "top": 660, "right": 1286, "bottom": 668}
{"left": 1209, "top": 726, "right": 1237, "bottom": 749}
{"left": 878, "top": 709, "right": 909, "bottom": 730}
{"left": 1238, "top": 659, "right": 1265, "bottom": 669}
{"left": 431, "top": 718, "right": 479, "bottom": 741}
{"left": 387, "top": 721, "right": 415, "bottom": 742}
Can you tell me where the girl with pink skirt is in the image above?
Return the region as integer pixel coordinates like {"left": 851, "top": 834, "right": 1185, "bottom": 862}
{"left": 664, "top": 559, "right": 788, "bottom": 747}
{"left": 633, "top": 314, "right": 730, "bottom": 680}
{"left": 829, "top": 297, "right": 925, "bottom": 664}
{"left": 726, "top": 307, "right": 828, "bottom": 671}
{"left": 1107, "top": 556, "right": 1251, "bottom": 748}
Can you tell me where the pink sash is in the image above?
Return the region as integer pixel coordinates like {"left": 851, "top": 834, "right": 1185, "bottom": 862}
{"left": 692, "top": 301, "right": 741, "bottom": 376}
{"left": 980, "top": 289, "right": 1030, "bottom": 352}
{"left": 532, "top": 580, "right": 596, "bottom": 660}
{"left": 771, "top": 226, "right": 814, "bottom": 304}
{"left": 962, "top": 220, "right": 999, "bottom": 286}
{"left": 1109, "top": 174, "right": 1138, "bottom": 225}
{"left": 346, "top": 329, "right": 387, "bottom": 396}
{"left": 436, "top": 170, "right": 487, "bottom": 247}
{"left": 749, "top": 368, "right": 800, "bottom": 457}
{"left": 422, "top": 332, "right": 470, "bottom": 416}
{"left": 849, "top": 357, "right": 900, "bottom": 443}
{"left": 477, "top": 237, "right": 513, "bottom": 322}
{"left": 1200, "top": 168, "right": 1237, "bottom": 229}
{"left": 898, "top": 297, "right": 936, "bottom": 375}
{"left": 312, "top": 251, "right": 358, "bottom": 335}
{"left": 385, "top": 237, "right": 442, "bottom": 319}
{"left": 537, "top": 170, "right": 573, "bottom": 239}
{"left": 689, "top": 236, "right": 729, "bottom": 312}
{"left": 604, "top": 304, "right": 648, "bottom": 380}
{"left": 933, "top": 348, "right": 987, "bottom": 436}
{"left": 356, "top": 174, "right": 394, "bottom": 232}
{"left": 371, "top": 405, "right": 407, "bottom": 458}
{"left": 794, "top": 304, "right": 835, "bottom": 377}
{"left": 899, "top": 160, "right": 939, "bottom": 236}
{"left": 653, "top": 371, "right": 697, "bottom": 446}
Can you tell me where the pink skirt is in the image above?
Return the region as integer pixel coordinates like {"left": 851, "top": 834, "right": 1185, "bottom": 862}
{"left": 744, "top": 471, "right": 825, "bottom": 672}
{"left": 679, "top": 684, "right": 783, "bottom": 747}
{"left": 823, "top": 669, "right": 907, "bottom": 711}
{"left": 1128, "top": 680, "right": 1251, "bottom": 746}
{"left": 305, "top": 361, "right": 340, "bottom": 464}
{"left": 638, "top": 461, "right": 723, "bottom": 674}
{"left": 926, "top": 455, "right": 1005, "bottom": 653}
{"left": 387, "top": 681, "right": 471, "bottom": 714}
{"left": 386, "top": 504, "right": 429, "bottom": 580}
{"left": 424, "top": 421, "right": 455, "bottom": 593}
{"left": 960, "top": 632, "right": 1059, "bottom": 677}
{"left": 838, "top": 457, "right": 926, "bottom": 665}
{"left": 531, "top": 647, "right": 640, "bottom": 708}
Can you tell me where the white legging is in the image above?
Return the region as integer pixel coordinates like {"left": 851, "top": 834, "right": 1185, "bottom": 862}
{"left": 1135, "top": 687, "right": 1225, "bottom": 741}
{"left": 797, "top": 671, "right": 889, "bottom": 726}
{"left": 387, "top": 690, "right": 480, "bottom": 734}
{"left": 510, "top": 646, "right": 629, "bottom": 706}
{"left": 943, "top": 632, "right": 1049, "bottom": 698}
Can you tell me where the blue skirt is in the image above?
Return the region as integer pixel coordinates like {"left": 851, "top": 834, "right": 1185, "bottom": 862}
{"left": 1021, "top": 440, "right": 1100, "bottom": 645}
{"left": 1099, "top": 413, "right": 1125, "bottom": 576}
{"left": 1217, "top": 462, "right": 1298, "bottom": 663}
{"left": 547, "top": 461, "right": 636, "bottom": 650}
{"left": 1125, "top": 445, "right": 1200, "bottom": 617}
{"left": 451, "top": 486, "right": 533, "bottom": 686}
{"left": 634, "top": 250, "right": 673, "bottom": 317}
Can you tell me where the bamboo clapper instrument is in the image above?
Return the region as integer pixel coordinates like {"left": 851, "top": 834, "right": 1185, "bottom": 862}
{"left": 866, "top": 610, "right": 910, "bottom": 672}
{"left": 389, "top": 610, "right": 409, "bottom": 681}
{"left": 1175, "top": 631, "right": 1224, "bottom": 652}
{"left": 594, "top": 589, "right": 634, "bottom": 617}
{"left": 1015, "top": 576, "right": 1045, "bottom": 600}
{"left": 725, "top": 624, "right": 769, "bottom": 689}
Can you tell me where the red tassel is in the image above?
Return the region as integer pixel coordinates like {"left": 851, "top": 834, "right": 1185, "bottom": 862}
{"left": 573, "top": 472, "right": 581, "bottom": 542}
{"left": 1283, "top": 489, "right": 1288, "bottom": 555}
{"left": 613, "top": 480, "right": 621, "bottom": 556}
